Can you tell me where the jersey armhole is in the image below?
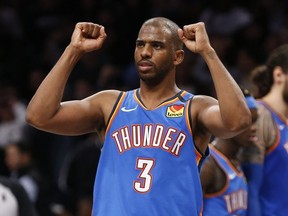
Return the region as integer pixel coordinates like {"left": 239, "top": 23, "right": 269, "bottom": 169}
{"left": 187, "top": 96, "right": 209, "bottom": 170}
{"left": 106, "top": 92, "right": 125, "bottom": 128}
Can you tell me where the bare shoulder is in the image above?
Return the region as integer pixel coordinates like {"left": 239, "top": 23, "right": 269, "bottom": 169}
{"left": 192, "top": 95, "right": 218, "bottom": 108}
{"left": 257, "top": 104, "right": 278, "bottom": 149}
{"left": 88, "top": 89, "right": 122, "bottom": 103}
{"left": 87, "top": 89, "right": 122, "bottom": 123}
{"left": 238, "top": 104, "right": 276, "bottom": 163}
{"left": 190, "top": 95, "right": 219, "bottom": 125}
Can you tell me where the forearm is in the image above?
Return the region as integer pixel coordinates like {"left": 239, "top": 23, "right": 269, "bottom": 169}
{"left": 202, "top": 49, "right": 251, "bottom": 131}
{"left": 26, "top": 45, "right": 82, "bottom": 125}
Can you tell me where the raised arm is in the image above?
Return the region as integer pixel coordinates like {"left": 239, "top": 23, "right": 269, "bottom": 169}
{"left": 178, "top": 22, "right": 251, "bottom": 139}
{"left": 26, "top": 22, "right": 120, "bottom": 136}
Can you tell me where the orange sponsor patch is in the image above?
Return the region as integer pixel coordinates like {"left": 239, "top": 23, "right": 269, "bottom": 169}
{"left": 166, "top": 104, "right": 184, "bottom": 117}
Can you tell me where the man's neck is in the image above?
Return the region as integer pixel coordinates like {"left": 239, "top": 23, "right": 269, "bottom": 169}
{"left": 262, "top": 93, "right": 288, "bottom": 119}
{"left": 138, "top": 84, "right": 180, "bottom": 109}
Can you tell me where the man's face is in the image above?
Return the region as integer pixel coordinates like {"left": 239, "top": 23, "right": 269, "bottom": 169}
{"left": 134, "top": 25, "right": 175, "bottom": 86}
{"left": 5, "top": 145, "right": 22, "bottom": 171}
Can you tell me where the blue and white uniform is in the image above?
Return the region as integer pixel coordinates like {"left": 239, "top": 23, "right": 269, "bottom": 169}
{"left": 92, "top": 89, "right": 207, "bottom": 216}
{"left": 203, "top": 145, "right": 248, "bottom": 216}
{"left": 259, "top": 101, "right": 288, "bottom": 216}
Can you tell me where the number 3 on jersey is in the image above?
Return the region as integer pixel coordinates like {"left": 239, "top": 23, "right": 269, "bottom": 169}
{"left": 133, "top": 158, "right": 155, "bottom": 193}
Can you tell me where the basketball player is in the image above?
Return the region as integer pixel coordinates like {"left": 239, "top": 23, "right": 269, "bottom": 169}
{"left": 240, "top": 44, "right": 288, "bottom": 216}
{"left": 26, "top": 17, "right": 251, "bottom": 215}
{"left": 200, "top": 89, "right": 258, "bottom": 216}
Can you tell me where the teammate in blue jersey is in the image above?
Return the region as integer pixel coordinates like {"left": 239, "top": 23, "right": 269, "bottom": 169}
{"left": 25, "top": 17, "right": 251, "bottom": 216}
{"left": 239, "top": 44, "right": 288, "bottom": 216}
{"left": 200, "top": 89, "right": 258, "bottom": 216}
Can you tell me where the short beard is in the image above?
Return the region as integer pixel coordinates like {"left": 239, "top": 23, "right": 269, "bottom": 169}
{"left": 139, "top": 70, "right": 167, "bottom": 86}
{"left": 138, "top": 61, "right": 172, "bottom": 87}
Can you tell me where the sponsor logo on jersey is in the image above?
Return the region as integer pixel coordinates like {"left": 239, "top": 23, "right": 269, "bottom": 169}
{"left": 166, "top": 104, "right": 184, "bottom": 117}
{"left": 121, "top": 105, "right": 138, "bottom": 112}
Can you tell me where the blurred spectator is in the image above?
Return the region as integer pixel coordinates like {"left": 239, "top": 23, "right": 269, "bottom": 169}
{"left": 72, "top": 79, "right": 95, "bottom": 100}
{"left": 230, "top": 47, "right": 261, "bottom": 91}
{"left": 0, "top": 3, "right": 25, "bottom": 85}
{"left": 0, "top": 86, "right": 26, "bottom": 147}
{"left": 0, "top": 175, "right": 38, "bottom": 216}
{"left": 199, "top": 0, "right": 252, "bottom": 37}
{"left": 0, "top": 85, "right": 27, "bottom": 176}
{"left": 52, "top": 134, "right": 101, "bottom": 216}
{"left": 96, "top": 63, "right": 123, "bottom": 91}
{"left": 5, "top": 141, "right": 51, "bottom": 216}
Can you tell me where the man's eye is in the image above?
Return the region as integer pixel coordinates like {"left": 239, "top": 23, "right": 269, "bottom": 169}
{"left": 153, "top": 44, "right": 162, "bottom": 49}
{"left": 136, "top": 42, "right": 144, "bottom": 47}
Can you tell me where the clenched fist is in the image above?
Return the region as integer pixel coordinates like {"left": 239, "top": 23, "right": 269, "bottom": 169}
{"left": 178, "top": 22, "right": 212, "bottom": 55}
{"left": 70, "top": 22, "right": 107, "bottom": 54}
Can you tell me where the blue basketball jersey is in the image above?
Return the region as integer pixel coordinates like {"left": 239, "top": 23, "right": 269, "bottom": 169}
{"left": 258, "top": 101, "right": 288, "bottom": 216}
{"left": 92, "top": 89, "right": 207, "bottom": 216}
{"left": 203, "top": 145, "right": 248, "bottom": 216}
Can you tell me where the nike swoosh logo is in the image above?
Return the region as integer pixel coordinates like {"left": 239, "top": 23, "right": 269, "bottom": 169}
{"left": 228, "top": 173, "right": 237, "bottom": 179}
{"left": 121, "top": 105, "right": 138, "bottom": 112}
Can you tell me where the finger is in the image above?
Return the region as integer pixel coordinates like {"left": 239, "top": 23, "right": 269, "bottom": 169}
{"left": 177, "top": 29, "right": 186, "bottom": 42}
{"left": 76, "top": 22, "right": 85, "bottom": 32}
{"left": 88, "top": 23, "right": 99, "bottom": 37}
{"left": 76, "top": 23, "right": 89, "bottom": 37}
{"left": 94, "top": 26, "right": 107, "bottom": 49}
{"left": 99, "top": 26, "right": 107, "bottom": 39}
{"left": 77, "top": 22, "right": 95, "bottom": 37}
{"left": 182, "top": 25, "right": 195, "bottom": 40}
{"left": 91, "top": 24, "right": 103, "bottom": 39}
{"left": 84, "top": 23, "right": 96, "bottom": 37}
{"left": 86, "top": 23, "right": 93, "bottom": 36}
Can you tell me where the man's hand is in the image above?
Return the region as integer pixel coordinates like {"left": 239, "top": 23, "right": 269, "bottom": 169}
{"left": 178, "top": 22, "right": 212, "bottom": 55}
{"left": 70, "top": 22, "right": 107, "bottom": 54}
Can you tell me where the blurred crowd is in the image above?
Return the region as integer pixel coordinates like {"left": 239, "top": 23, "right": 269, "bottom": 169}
{"left": 1, "top": 0, "right": 288, "bottom": 215}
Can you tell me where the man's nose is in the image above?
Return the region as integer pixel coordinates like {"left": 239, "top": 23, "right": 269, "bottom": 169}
{"left": 141, "top": 44, "right": 152, "bottom": 58}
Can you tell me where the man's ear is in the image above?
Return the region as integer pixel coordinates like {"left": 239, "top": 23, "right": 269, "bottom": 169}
{"left": 273, "top": 66, "right": 285, "bottom": 84}
{"left": 174, "top": 50, "right": 184, "bottom": 66}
